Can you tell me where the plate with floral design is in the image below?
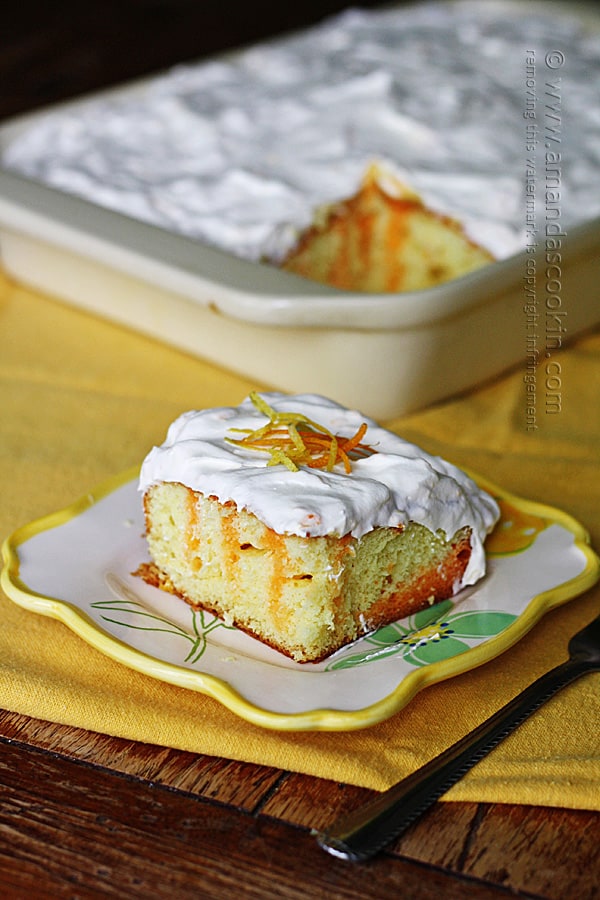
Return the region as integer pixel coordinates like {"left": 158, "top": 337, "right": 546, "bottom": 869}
{"left": 1, "top": 467, "right": 599, "bottom": 730}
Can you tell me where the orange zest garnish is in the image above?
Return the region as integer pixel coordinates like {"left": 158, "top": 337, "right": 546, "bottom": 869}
{"left": 225, "top": 392, "right": 374, "bottom": 473}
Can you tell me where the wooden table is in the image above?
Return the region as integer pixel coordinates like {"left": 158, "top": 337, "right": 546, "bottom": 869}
{"left": 0, "top": 706, "right": 597, "bottom": 900}
{"left": 1, "top": 4, "right": 599, "bottom": 897}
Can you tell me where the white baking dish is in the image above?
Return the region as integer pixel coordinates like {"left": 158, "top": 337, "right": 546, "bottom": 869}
{"left": 1, "top": 19, "right": 599, "bottom": 420}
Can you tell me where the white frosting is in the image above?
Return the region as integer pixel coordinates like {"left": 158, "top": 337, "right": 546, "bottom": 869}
{"left": 4, "top": 3, "right": 600, "bottom": 262}
{"left": 139, "top": 393, "right": 499, "bottom": 588}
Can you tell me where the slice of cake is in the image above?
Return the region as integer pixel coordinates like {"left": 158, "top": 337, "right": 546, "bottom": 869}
{"left": 281, "top": 165, "right": 494, "bottom": 292}
{"left": 137, "top": 392, "right": 499, "bottom": 663}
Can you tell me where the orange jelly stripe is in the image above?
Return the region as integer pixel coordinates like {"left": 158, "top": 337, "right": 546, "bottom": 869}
{"left": 185, "top": 491, "right": 200, "bottom": 555}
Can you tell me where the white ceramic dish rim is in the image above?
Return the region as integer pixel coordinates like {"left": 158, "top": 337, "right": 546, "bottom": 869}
{"left": 1, "top": 162, "right": 598, "bottom": 331}
{"left": 1, "top": 68, "right": 599, "bottom": 336}
{"left": 1, "top": 0, "right": 600, "bottom": 333}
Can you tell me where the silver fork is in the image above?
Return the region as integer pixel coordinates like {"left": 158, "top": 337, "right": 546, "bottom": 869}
{"left": 313, "top": 611, "right": 600, "bottom": 862}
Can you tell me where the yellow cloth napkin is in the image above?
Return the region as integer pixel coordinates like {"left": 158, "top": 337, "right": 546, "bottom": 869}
{"left": 1, "top": 269, "right": 599, "bottom": 810}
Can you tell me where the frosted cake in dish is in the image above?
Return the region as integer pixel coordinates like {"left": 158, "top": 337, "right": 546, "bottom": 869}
{"left": 8, "top": 4, "right": 600, "bottom": 274}
{"left": 137, "top": 393, "right": 499, "bottom": 662}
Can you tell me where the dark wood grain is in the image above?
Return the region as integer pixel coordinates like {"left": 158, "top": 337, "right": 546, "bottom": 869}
{"left": 1, "top": 727, "right": 511, "bottom": 900}
{"left": 0, "top": 710, "right": 284, "bottom": 810}
{"left": 1, "top": 711, "right": 599, "bottom": 899}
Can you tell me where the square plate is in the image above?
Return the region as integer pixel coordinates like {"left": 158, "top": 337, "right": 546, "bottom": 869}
{"left": 2, "top": 467, "right": 598, "bottom": 730}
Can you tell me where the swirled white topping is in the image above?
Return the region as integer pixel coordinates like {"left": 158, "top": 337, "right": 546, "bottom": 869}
{"left": 139, "top": 393, "right": 499, "bottom": 587}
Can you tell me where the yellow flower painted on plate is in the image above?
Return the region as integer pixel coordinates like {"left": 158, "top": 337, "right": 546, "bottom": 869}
{"left": 399, "top": 622, "right": 454, "bottom": 645}
{"left": 486, "top": 499, "right": 548, "bottom": 555}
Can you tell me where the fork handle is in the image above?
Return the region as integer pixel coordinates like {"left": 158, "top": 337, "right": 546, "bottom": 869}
{"left": 314, "top": 657, "right": 593, "bottom": 861}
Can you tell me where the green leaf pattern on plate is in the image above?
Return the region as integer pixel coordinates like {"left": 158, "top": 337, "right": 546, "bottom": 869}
{"left": 326, "top": 600, "right": 518, "bottom": 670}
{"left": 94, "top": 574, "right": 236, "bottom": 664}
